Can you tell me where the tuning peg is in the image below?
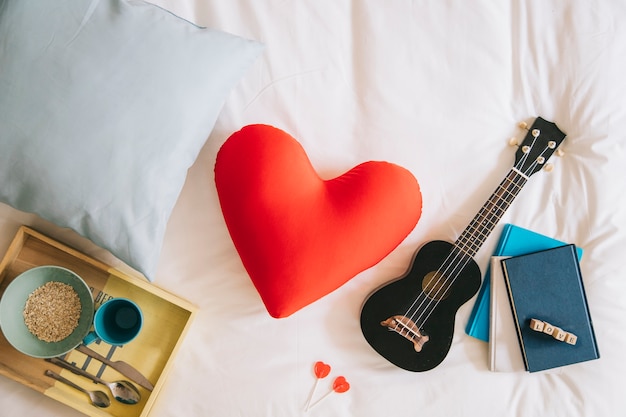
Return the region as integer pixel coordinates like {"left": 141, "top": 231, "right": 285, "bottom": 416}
{"left": 544, "top": 163, "right": 554, "bottom": 172}
{"left": 555, "top": 148, "right": 565, "bottom": 157}
{"left": 518, "top": 121, "right": 529, "bottom": 130}
{"left": 508, "top": 137, "right": 518, "bottom": 146}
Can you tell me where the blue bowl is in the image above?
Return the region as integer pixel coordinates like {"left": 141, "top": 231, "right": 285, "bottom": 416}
{"left": 0, "top": 266, "right": 94, "bottom": 358}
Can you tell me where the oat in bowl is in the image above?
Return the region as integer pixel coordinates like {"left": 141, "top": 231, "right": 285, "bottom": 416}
{"left": 0, "top": 266, "right": 94, "bottom": 358}
{"left": 23, "top": 281, "right": 83, "bottom": 343}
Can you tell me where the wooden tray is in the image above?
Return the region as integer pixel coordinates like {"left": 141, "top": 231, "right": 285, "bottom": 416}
{"left": 0, "top": 226, "right": 196, "bottom": 417}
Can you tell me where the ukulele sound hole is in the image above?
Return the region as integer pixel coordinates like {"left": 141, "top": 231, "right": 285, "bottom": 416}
{"left": 422, "top": 271, "right": 452, "bottom": 300}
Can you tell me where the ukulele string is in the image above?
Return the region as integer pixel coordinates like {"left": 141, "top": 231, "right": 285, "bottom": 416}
{"left": 399, "top": 171, "right": 525, "bottom": 329}
{"left": 400, "top": 142, "right": 550, "bottom": 331}
{"left": 405, "top": 142, "right": 554, "bottom": 330}
{"left": 404, "top": 173, "right": 525, "bottom": 329}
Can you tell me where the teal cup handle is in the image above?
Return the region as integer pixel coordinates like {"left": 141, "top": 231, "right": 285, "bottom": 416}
{"left": 83, "top": 298, "right": 143, "bottom": 346}
{"left": 82, "top": 331, "right": 100, "bottom": 345}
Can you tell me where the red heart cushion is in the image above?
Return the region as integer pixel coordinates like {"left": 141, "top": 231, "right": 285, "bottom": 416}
{"left": 214, "top": 124, "right": 422, "bottom": 318}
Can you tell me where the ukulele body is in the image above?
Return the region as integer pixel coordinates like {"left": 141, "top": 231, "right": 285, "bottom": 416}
{"left": 360, "top": 240, "right": 481, "bottom": 371}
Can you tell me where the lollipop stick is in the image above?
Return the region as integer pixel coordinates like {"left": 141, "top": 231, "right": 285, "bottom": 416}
{"left": 307, "top": 389, "right": 333, "bottom": 411}
{"left": 304, "top": 378, "right": 319, "bottom": 411}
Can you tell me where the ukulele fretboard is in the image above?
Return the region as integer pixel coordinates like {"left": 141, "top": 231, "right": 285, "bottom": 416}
{"left": 454, "top": 169, "right": 528, "bottom": 258}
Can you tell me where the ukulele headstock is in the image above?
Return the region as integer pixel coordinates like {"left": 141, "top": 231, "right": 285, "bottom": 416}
{"left": 512, "top": 117, "right": 566, "bottom": 178}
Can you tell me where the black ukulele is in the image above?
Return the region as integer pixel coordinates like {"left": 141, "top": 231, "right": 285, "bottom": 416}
{"left": 360, "top": 117, "right": 567, "bottom": 371}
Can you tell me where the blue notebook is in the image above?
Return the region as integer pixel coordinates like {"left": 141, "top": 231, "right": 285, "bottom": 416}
{"left": 502, "top": 244, "right": 599, "bottom": 372}
{"left": 465, "top": 224, "right": 582, "bottom": 342}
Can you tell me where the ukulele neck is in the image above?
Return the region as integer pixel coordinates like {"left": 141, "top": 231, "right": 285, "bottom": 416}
{"left": 453, "top": 168, "right": 528, "bottom": 259}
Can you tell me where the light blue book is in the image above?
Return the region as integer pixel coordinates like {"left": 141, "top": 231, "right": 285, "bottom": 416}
{"left": 465, "top": 224, "right": 583, "bottom": 342}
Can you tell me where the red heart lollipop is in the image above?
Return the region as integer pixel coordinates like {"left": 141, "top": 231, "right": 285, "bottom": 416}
{"left": 314, "top": 361, "right": 331, "bottom": 379}
{"left": 307, "top": 376, "right": 351, "bottom": 410}
{"left": 305, "top": 361, "right": 332, "bottom": 410}
{"left": 332, "top": 376, "right": 350, "bottom": 393}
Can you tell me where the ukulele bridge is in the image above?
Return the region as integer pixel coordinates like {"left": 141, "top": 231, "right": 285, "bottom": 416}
{"left": 381, "top": 315, "right": 429, "bottom": 352}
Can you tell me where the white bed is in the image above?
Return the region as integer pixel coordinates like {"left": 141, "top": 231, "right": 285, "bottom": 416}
{"left": 2, "top": 1, "right": 626, "bottom": 416}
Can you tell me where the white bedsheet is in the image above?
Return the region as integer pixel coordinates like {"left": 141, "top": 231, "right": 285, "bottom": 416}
{"left": 2, "top": 1, "right": 626, "bottom": 416}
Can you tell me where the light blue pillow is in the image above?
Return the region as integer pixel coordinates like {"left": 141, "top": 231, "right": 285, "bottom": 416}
{"left": 0, "top": 0, "right": 263, "bottom": 279}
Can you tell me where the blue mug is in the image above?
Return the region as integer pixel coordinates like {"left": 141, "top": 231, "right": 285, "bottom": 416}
{"left": 83, "top": 298, "right": 143, "bottom": 346}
